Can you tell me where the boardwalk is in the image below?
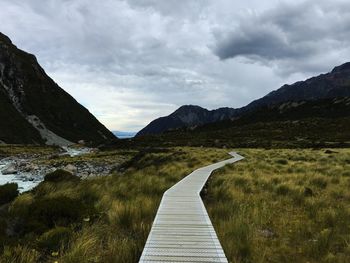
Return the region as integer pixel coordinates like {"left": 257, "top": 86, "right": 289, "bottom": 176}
{"left": 139, "top": 152, "right": 244, "bottom": 263}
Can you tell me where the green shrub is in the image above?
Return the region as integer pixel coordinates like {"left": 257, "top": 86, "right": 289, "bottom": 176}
{"left": 0, "top": 183, "right": 18, "bottom": 205}
{"left": 44, "top": 169, "right": 80, "bottom": 183}
{"left": 37, "top": 227, "right": 72, "bottom": 251}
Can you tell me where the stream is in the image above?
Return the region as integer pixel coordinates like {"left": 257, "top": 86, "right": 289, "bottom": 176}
{"left": 0, "top": 147, "right": 91, "bottom": 193}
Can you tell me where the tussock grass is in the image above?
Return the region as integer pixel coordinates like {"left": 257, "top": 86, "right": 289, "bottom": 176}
{"left": 0, "top": 147, "right": 227, "bottom": 262}
{"left": 205, "top": 148, "right": 350, "bottom": 263}
{"left": 2, "top": 147, "right": 349, "bottom": 262}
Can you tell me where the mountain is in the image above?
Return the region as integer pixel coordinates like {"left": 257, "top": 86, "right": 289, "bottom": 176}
{"left": 244, "top": 62, "right": 350, "bottom": 110}
{"left": 191, "top": 96, "right": 350, "bottom": 148}
{"left": 0, "top": 32, "right": 116, "bottom": 145}
{"left": 137, "top": 62, "right": 350, "bottom": 136}
{"left": 120, "top": 97, "right": 349, "bottom": 149}
{"left": 136, "top": 105, "right": 237, "bottom": 136}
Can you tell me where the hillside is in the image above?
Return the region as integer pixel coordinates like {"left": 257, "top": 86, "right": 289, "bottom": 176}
{"left": 137, "top": 62, "right": 350, "bottom": 137}
{"left": 137, "top": 105, "right": 237, "bottom": 136}
{"left": 245, "top": 62, "right": 350, "bottom": 110}
{"left": 0, "top": 32, "right": 116, "bottom": 145}
{"left": 113, "top": 97, "right": 350, "bottom": 149}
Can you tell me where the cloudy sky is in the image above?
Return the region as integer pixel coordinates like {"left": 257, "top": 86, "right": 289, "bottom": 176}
{"left": 1, "top": 0, "right": 349, "bottom": 131}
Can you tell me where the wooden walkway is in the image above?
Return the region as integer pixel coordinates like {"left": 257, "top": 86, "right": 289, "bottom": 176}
{"left": 139, "top": 152, "right": 244, "bottom": 263}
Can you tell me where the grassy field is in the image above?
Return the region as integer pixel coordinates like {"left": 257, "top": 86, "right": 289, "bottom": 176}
{"left": 205, "top": 148, "right": 350, "bottom": 263}
{"left": 0, "top": 147, "right": 227, "bottom": 263}
{"left": 1, "top": 146, "right": 349, "bottom": 262}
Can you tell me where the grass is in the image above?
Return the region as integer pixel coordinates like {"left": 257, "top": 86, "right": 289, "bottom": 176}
{"left": 0, "top": 145, "right": 59, "bottom": 157}
{"left": 204, "top": 148, "right": 350, "bottom": 263}
{"left": 0, "top": 147, "right": 228, "bottom": 262}
{"left": 1, "top": 146, "right": 349, "bottom": 262}
{"left": 36, "top": 149, "right": 135, "bottom": 169}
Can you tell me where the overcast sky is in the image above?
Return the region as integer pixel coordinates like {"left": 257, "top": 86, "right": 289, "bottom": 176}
{"left": 1, "top": 0, "right": 349, "bottom": 131}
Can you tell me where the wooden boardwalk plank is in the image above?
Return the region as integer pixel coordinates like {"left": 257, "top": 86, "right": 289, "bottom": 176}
{"left": 139, "top": 152, "right": 244, "bottom": 263}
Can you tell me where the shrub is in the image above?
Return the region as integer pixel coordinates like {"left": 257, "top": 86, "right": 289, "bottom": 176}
{"left": 29, "top": 196, "right": 88, "bottom": 228}
{"left": 44, "top": 169, "right": 80, "bottom": 183}
{"left": 0, "top": 183, "right": 18, "bottom": 205}
{"left": 37, "top": 227, "right": 72, "bottom": 251}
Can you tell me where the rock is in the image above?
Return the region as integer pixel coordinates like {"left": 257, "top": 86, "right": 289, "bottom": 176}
{"left": 48, "top": 154, "right": 60, "bottom": 160}
{"left": 45, "top": 167, "right": 56, "bottom": 175}
{"left": 63, "top": 164, "right": 77, "bottom": 174}
{"left": 23, "top": 163, "right": 39, "bottom": 172}
{"left": 78, "top": 140, "right": 85, "bottom": 145}
{"left": 17, "top": 161, "right": 27, "bottom": 168}
{"left": 1, "top": 163, "right": 18, "bottom": 175}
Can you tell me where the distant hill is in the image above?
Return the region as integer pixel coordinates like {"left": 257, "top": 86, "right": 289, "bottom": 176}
{"left": 116, "top": 97, "right": 349, "bottom": 149}
{"left": 137, "top": 62, "right": 350, "bottom": 137}
{"left": 0, "top": 32, "right": 116, "bottom": 145}
{"left": 137, "top": 106, "right": 237, "bottom": 136}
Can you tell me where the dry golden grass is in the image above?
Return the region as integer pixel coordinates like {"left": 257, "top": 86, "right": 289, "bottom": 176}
{"left": 2, "top": 147, "right": 349, "bottom": 263}
{"left": 205, "top": 148, "right": 350, "bottom": 263}
{"left": 1, "top": 147, "right": 228, "bottom": 263}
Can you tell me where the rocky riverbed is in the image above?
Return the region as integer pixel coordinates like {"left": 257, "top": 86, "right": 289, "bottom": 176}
{"left": 0, "top": 146, "right": 117, "bottom": 192}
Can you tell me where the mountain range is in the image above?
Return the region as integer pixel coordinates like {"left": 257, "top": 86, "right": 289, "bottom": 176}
{"left": 0, "top": 32, "right": 116, "bottom": 145}
{"left": 1, "top": 31, "right": 349, "bottom": 147}
{"left": 137, "top": 63, "right": 350, "bottom": 137}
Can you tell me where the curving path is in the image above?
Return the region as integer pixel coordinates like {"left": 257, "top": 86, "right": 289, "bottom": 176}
{"left": 139, "top": 152, "right": 244, "bottom": 263}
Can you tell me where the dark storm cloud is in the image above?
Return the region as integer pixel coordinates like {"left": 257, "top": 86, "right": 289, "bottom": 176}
{"left": 214, "top": 0, "right": 350, "bottom": 73}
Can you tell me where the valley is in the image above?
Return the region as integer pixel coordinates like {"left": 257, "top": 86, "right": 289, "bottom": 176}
{"left": 1, "top": 146, "right": 349, "bottom": 263}
{"left": 0, "top": 11, "right": 349, "bottom": 262}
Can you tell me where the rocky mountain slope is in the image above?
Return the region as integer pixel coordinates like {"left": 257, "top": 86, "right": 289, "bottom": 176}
{"left": 245, "top": 62, "right": 350, "bottom": 110}
{"left": 0, "top": 32, "right": 116, "bottom": 145}
{"left": 137, "top": 62, "right": 350, "bottom": 136}
{"left": 137, "top": 105, "right": 237, "bottom": 136}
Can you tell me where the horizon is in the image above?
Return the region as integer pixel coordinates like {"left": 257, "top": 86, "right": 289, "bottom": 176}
{"left": 1, "top": 0, "right": 349, "bottom": 131}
